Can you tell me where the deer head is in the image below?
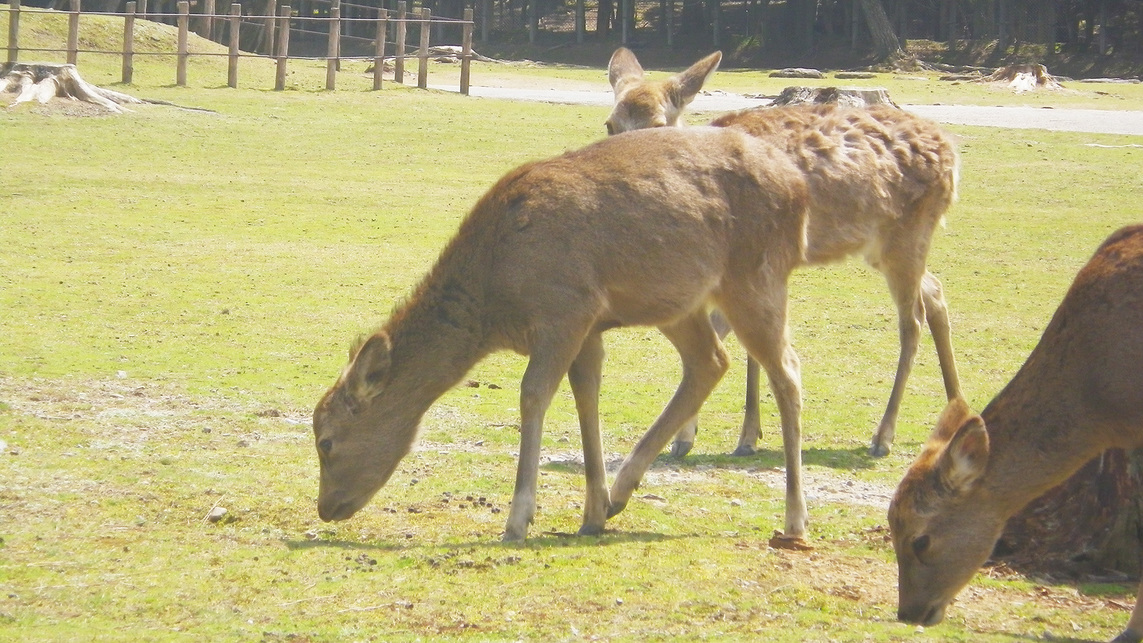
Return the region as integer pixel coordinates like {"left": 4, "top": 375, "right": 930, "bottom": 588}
{"left": 313, "top": 332, "right": 422, "bottom": 522}
{"left": 605, "top": 47, "right": 722, "bottom": 136}
{"left": 888, "top": 397, "right": 1004, "bottom": 626}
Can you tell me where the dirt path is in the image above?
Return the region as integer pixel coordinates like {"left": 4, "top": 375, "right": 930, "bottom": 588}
{"left": 432, "top": 83, "right": 1143, "bottom": 135}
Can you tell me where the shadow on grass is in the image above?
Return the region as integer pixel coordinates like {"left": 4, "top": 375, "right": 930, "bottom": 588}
{"left": 283, "top": 529, "right": 689, "bottom": 553}
{"left": 670, "top": 445, "right": 877, "bottom": 472}
{"left": 540, "top": 445, "right": 876, "bottom": 477}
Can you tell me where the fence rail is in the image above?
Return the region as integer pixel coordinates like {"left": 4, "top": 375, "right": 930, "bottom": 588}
{"left": 2, "top": 0, "right": 475, "bottom": 92}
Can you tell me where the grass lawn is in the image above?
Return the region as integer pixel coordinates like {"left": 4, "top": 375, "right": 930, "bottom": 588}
{"left": 2, "top": 8, "right": 1143, "bottom": 642}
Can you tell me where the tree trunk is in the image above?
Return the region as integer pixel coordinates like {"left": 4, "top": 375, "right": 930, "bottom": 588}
{"left": 998, "top": 448, "right": 1143, "bottom": 581}
{"left": 857, "top": 0, "right": 902, "bottom": 60}
{"left": 597, "top": 0, "right": 612, "bottom": 37}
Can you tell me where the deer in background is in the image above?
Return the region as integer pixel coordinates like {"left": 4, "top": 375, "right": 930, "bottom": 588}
{"left": 606, "top": 47, "right": 962, "bottom": 458}
{"left": 314, "top": 125, "right": 816, "bottom": 543}
{"left": 889, "top": 225, "right": 1143, "bottom": 643}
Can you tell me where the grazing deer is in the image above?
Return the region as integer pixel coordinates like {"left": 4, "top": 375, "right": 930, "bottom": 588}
{"left": 889, "top": 225, "right": 1143, "bottom": 642}
{"left": 606, "top": 46, "right": 962, "bottom": 459}
{"left": 314, "top": 126, "right": 814, "bottom": 543}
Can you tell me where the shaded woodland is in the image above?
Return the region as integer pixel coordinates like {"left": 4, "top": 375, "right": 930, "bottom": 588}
{"left": 16, "top": 0, "right": 1143, "bottom": 70}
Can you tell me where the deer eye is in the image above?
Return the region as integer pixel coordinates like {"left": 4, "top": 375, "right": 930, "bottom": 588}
{"left": 912, "top": 534, "right": 931, "bottom": 558}
{"left": 318, "top": 439, "right": 333, "bottom": 455}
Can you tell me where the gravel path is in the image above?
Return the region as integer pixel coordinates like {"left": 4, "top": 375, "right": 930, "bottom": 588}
{"left": 434, "top": 84, "right": 1143, "bottom": 136}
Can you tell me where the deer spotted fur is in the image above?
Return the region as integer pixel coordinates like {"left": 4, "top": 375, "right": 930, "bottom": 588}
{"left": 889, "top": 225, "right": 1143, "bottom": 642}
{"left": 606, "top": 47, "right": 962, "bottom": 459}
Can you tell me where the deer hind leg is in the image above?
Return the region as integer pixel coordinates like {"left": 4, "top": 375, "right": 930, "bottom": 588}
{"left": 920, "top": 270, "right": 962, "bottom": 401}
{"left": 1113, "top": 576, "right": 1143, "bottom": 643}
{"left": 671, "top": 309, "right": 735, "bottom": 458}
{"left": 504, "top": 331, "right": 590, "bottom": 542}
{"left": 870, "top": 263, "right": 927, "bottom": 458}
{"left": 566, "top": 330, "right": 611, "bottom": 536}
{"left": 609, "top": 310, "right": 730, "bottom": 518}
{"left": 705, "top": 309, "right": 764, "bottom": 455}
{"left": 734, "top": 357, "right": 762, "bottom": 456}
{"left": 718, "top": 285, "right": 807, "bottom": 539}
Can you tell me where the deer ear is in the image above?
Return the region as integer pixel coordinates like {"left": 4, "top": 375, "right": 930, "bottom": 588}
{"left": 937, "top": 416, "right": 990, "bottom": 493}
{"left": 930, "top": 396, "right": 976, "bottom": 442}
{"left": 608, "top": 47, "right": 644, "bottom": 91}
{"left": 668, "top": 50, "right": 722, "bottom": 107}
{"left": 345, "top": 333, "right": 393, "bottom": 402}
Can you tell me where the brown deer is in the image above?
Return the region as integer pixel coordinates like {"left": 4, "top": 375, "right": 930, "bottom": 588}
{"left": 889, "top": 225, "right": 1143, "bottom": 642}
{"left": 606, "top": 47, "right": 962, "bottom": 459}
{"left": 314, "top": 125, "right": 814, "bottom": 543}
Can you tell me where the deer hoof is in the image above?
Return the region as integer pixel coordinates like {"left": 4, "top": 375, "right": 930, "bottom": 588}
{"left": 732, "top": 444, "right": 756, "bottom": 457}
{"left": 670, "top": 440, "right": 693, "bottom": 458}
{"left": 577, "top": 523, "right": 604, "bottom": 537}
{"left": 869, "top": 441, "right": 892, "bottom": 458}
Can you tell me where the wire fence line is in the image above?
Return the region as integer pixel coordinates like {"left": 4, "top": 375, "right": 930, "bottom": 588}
{"left": 2, "top": 0, "right": 475, "bottom": 91}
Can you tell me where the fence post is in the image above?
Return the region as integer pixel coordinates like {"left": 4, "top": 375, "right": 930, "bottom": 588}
{"left": 275, "top": 4, "right": 290, "bottom": 90}
{"left": 394, "top": 1, "right": 405, "bottom": 84}
{"left": 460, "top": 8, "right": 472, "bottom": 96}
{"left": 666, "top": 0, "right": 674, "bottom": 47}
{"left": 203, "top": 0, "right": 215, "bottom": 40}
{"left": 67, "top": 0, "right": 80, "bottom": 65}
{"left": 228, "top": 3, "right": 240, "bottom": 88}
{"left": 575, "top": 0, "right": 584, "bottom": 44}
{"left": 177, "top": 1, "right": 189, "bottom": 86}
{"left": 325, "top": 0, "right": 340, "bottom": 90}
{"left": 7, "top": 0, "right": 21, "bottom": 64}
{"left": 262, "top": 0, "right": 275, "bottom": 55}
{"left": 417, "top": 8, "right": 429, "bottom": 90}
{"left": 122, "top": 2, "right": 136, "bottom": 84}
{"left": 373, "top": 9, "right": 387, "bottom": 91}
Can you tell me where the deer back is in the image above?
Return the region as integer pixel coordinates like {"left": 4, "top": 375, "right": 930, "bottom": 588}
{"left": 710, "top": 105, "right": 959, "bottom": 265}
{"left": 466, "top": 126, "right": 809, "bottom": 350}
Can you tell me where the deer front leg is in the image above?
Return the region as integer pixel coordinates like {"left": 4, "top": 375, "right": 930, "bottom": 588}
{"left": 566, "top": 331, "right": 611, "bottom": 535}
{"left": 1111, "top": 575, "right": 1143, "bottom": 643}
{"left": 504, "top": 338, "right": 584, "bottom": 542}
{"left": 610, "top": 311, "right": 730, "bottom": 517}
{"left": 718, "top": 284, "right": 807, "bottom": 539}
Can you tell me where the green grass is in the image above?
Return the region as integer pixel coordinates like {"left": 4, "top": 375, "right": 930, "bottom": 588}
{"left": 3, "top": 8, "right": 1143, "bottom": 642}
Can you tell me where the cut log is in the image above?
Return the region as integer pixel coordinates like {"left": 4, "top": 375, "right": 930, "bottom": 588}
{"left": 770, "top": 86, "right": 897, "bottom": 108}
{"left": 2, "top": 62, "right": 145, "bottom": 113}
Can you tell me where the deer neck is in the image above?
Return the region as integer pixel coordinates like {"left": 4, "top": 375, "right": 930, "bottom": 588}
{"left": 975, "top": 367, "right": 1105, "bottom": 518}
{"left": 382, "top": 264, "right": 490, "bottom": 410}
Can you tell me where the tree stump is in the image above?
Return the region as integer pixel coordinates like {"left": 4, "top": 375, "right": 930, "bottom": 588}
{"left": 979, "top": 63, "right": 1064, "bottom": 92}
{"left": 1, "top": 62, "right": 145, "bottom": 113}
{"left": 770, "top": 86, "right": 897, "bottom": 108}
{"left": 997, "top": 448, "right": 1143, "bottom": 582}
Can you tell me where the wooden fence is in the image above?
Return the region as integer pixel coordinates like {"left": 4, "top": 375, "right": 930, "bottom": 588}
{"left": 2, "top": 0, "right": 475, "bottom": 92}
